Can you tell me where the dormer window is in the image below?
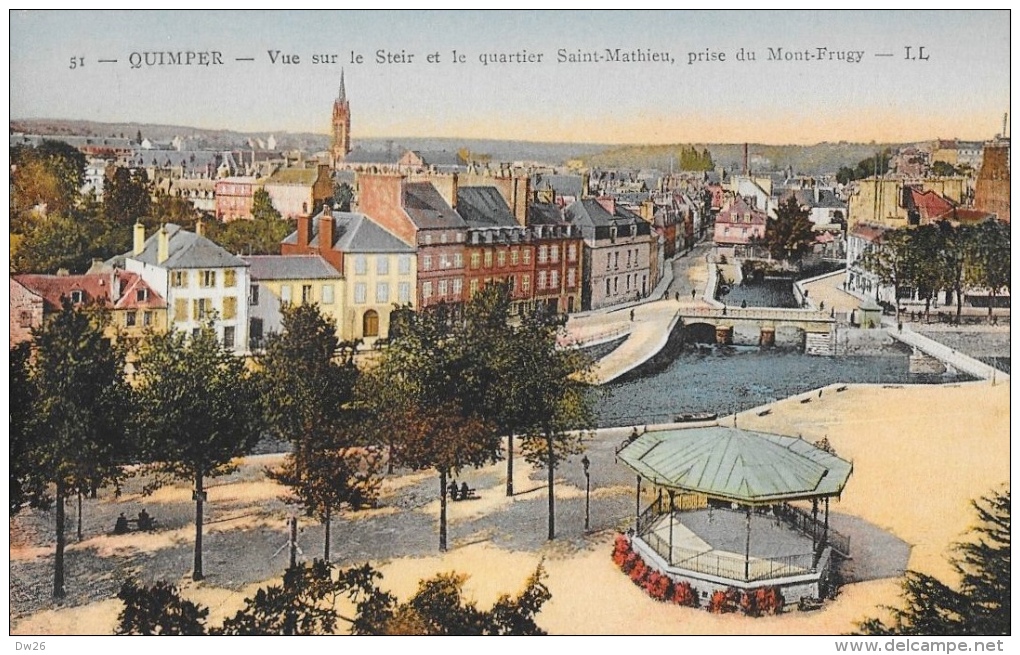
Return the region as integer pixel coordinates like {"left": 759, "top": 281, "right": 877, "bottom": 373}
{"left": 70, "top": 290, "right": 84, "bottom": 304}
{"left": 136, "top": 288, "right": 148, "bottom": 302}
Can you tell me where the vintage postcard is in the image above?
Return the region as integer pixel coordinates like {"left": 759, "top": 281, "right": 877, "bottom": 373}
{"left": 8, "top": 9, "right": 1011, "bottom": 643}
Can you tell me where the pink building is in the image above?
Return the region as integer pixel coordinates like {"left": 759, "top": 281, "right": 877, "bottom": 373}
{"left": 713, "top": 196, "right": 767, "bottom": 257}
{"left": 215, "top": 176, "right": 258, "bottom": 221}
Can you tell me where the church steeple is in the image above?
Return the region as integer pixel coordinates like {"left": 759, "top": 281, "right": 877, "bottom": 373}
{"left": 331, "top": 68, "right": 351, "bottom": 167}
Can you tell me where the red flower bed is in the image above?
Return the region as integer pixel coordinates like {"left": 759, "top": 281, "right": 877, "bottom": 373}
{"left": 672, "top": 580, "right": 700, "bottom": 608}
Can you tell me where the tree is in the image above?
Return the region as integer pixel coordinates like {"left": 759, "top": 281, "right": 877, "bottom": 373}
{"left": 856, "top": 487, "right": 1009, "bottom": 636}
{"left": 11, "top": 212, "right": 98, "bottom": 274}
{"left": 759, "top": 196, "right": 816, "bottom": 264}
{"left": 965, "top": 219, "right": 1010, "bottom": 323}
{"left": 116, "top": 580, "right": 208, "bottom": 635}
{"left": 904, "top": 223, "right": 945, "bottom": 322}
{"left": 935, "top": 221, "right": 971, "bottom": 323}
{"left": 10, "top": 141, "right": 87, "bottom": 225}
{"left": 332, "top": 182, "right": 354, "bottom": 212}
{"left": 365, "top": 304, "right": 502, "bottom": 551}
{"left": 259, "top": 303, "right": 380, "bottom": 561}
{"left": 205, "top": 190, "right": 293, "bottom": 255}
{"left": 117, "top": 560, "right": 551, "bottom": 635}
{"left": 931, "top": 161, "right": 961, "bottom": 177}
{"left": 132, "top": 323, "right": 261, "bottom": 580}
{"left": 10, "top": 342, "right": 45, "bottom": 516}
{"left": 516, "top": 309, "right": 598, "bottom": 540}
{"left": 251, "top": 187, "right": 281, "bottom": 222}
{"left": 19, "top": 301, "right": 130, "bottom": 597}
{"left": 104, "top": 166, "right": 152, "bottom": 228}
{"left": 859, "top": 228, "right": 912, "bottom": 323}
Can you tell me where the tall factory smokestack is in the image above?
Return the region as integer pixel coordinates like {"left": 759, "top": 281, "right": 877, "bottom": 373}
{"left": 743, "top": 143, "right": 749, "bottom": 176}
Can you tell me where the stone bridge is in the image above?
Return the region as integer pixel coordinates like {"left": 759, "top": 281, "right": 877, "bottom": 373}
{"left": 677, "top": 306, "right": 837, "bottom": 355}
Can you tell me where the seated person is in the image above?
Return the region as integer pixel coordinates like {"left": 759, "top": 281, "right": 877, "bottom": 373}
{"left": 138, "top": 509, "right": 152, "bottom": 531}
{"left": 114, "top": 513, "right": 129, "bottom": 534}
{"left": 460, "top": 482, "right": 471, "bottom": 498}
{"left": 448, "top": 481, "right": 459, "bottom": 501}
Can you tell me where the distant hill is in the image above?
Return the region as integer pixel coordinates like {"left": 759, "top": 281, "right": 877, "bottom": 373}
{"left": 12, "top": 118, "right": 920, "bottom": 173}
{"left": 582, "top": 142, "right": 915, "bottom": 175}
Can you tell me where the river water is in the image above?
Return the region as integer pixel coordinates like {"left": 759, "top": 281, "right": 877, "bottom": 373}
{"left": 597, "top": 342, "right": 974, "bottom": 428}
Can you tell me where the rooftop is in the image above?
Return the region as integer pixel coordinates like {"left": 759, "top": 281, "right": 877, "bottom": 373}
{"left": 241, "top": 255, "right": 341, "bottom": 280}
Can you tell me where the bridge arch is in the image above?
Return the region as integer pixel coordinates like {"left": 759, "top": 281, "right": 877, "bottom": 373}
{"left": 683, "top": 322, "right": 717, "bottom": 344}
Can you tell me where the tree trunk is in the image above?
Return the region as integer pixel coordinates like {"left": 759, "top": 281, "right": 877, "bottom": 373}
{"left": 77, "top": 491, "right": 83, "bottom": 542}
{"left": 439, "top": 469, "right": 448, "bottom": 552}
{"left": 988, "top": 290, "right": 996, "bottom": 323}
{"left": 323, "top": 506, "right": 331, "bottom": 562}
{"left": 193, "top": 472, "right": 204, "bottom": 581}
{"left": 289, "top": 516, "right": 297, "bottom": 568}
{"left": 955, "top": 284, "right": 963, "bottom": 323}
{"left": 54, "top": 480, "right": 66, "bottom": 598}
{"left": 924, "top": 297, "right": 931, "bottom": 323}
{"left": 387, "top": 438, "right": 394, "bottom": 475}
{"left": 546, "top": 430, "right": 555, "bottom": 541}
{"left": 505, "top": 433, "right": 514, "bottom": 497}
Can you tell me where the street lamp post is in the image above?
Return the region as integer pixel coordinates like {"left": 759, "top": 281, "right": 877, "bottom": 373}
{"left": 581, "top": 455, "right": 591, "bottom": 532}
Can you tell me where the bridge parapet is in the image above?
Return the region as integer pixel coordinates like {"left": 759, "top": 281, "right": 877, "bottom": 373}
{"left": 679, "top": 306, "right": 835, "bottom": 324}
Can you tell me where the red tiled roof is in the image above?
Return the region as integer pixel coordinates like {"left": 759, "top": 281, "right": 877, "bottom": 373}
{"left": 907, "top": 187, "right": 955, "bottom": 220}
{"left": 13, "top": 271, "right": 165, "bottom": 313}
{"left": 850, "top": 223, "right": 887, "bottom": 243}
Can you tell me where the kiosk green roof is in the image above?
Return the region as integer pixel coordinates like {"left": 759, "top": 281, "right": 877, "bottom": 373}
{"left": 617, "top": 426, "right": 852, "bottom": 504}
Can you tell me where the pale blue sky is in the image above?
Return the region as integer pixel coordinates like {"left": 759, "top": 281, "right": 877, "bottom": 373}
{"left": 10, "top": 10, "right": 1011, "bottom": 144}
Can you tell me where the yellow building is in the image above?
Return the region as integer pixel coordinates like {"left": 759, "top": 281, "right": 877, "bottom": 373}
{"left": 332, "top": 213, "right": 417, "bottom": 345}
{"left": 242, "top": 255, "right": 345, "bottom": 349}
{"left": 848, "top": 177, "right": 966, "bottom": 229}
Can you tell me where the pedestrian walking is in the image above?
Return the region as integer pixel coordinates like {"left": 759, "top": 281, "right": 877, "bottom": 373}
{"left": 691, "top": 289, "right": 696, "bottom": 300}
{"left": 630, "top": 309, "right": 635, "bottom": 322}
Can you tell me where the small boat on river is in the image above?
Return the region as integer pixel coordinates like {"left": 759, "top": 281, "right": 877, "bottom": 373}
{"left": 673, "top": 412, "right": 718, "bottom": 423}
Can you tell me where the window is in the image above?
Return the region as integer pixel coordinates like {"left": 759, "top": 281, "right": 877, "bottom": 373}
{"left": 614, "top": 277, "right": 619, "bottom": 294}
{"left": 438, "top": 280, "right": 448, "bottom": 296}
{"left": 469, "top": 279, "right": 479, "bottom": 296}
{"left": 355, "top": 256, "right": 367, "bottom": 275}
{"left": 398, "top": 282, "right": 411, "bottom": 303}
{"left": 376, "top": 282, "right": 389, "bottom": 303}
{"left": 567, "top": 268, "right": 576, "bottom": 288}
{"left": 497, "top": 251, "right": 506, "bottom": 268}
{"left": 452, "top": 278, "right": 462, "bottom": 295}
{"left": 18, "top": 311, "right": 33, "bottom": 328}
{"left": 522, "top": 249, "right": 531, "bottom": 265}
{"left": 322, "top": 284, "right": 334, "bottom": 304}
{"left": 511, "top": 249, "right": 519, "bottom": 265}
{"left": 626, "top": 275, "right": 631, "bottom": 291}
{"left": 522, "top": 275, "right": 530, "bottom": 292}
{"left": 223, "top": 297, "right": 237, "bottom": 320}
{"left": 538, "top": 270, "right": 547, "bottom": 289}
{"left": 125, "top": 311, "right": 137, "bottom": 327}
{"left": 363, "top": 310, "right": 379, "bottom": 337}
{"left": 627, "top": 250, "right": 632, "bottom": 267}
{"left": 354, "top": 283, "right": 367, "bottom": 304}
{"left": 143, "top": 311, "right": 153, "bottom": 326}
{"left": 423, "top": 255, "right": 433, "bottom": 271}
{"left": 250, "top": 284, "right": 260, "bottom": 306}
{"left": 538, "top": 245, "right": 548, "bottom": 263}
{"left": 483, "top": 250, "right": 493, "bottom": 268}
{"left": 399, "top": 255, "right": 412, "bottom": 274}
{"left": 280, "top": 285, "right": 292, "bottom": 304}
{"left": 200, "top": 270, "right": 216, "bottom": 287}
{"left": 422, "top": 281, "right": 433, "bottom": 299}
{"left": 223, "top": 326, "right": 235, "bottom": 349}
{"left": 453, "top": 253, "right": 463, "bottom": 268}
{"left": 171, "top": 271, "right": 187, "bottom": 287}
{"left": 440, "top": 254, "right": 450, "bottom": 269}
{"left": 136, "top": 288, "right": 148, "bottom": 302}
{"left": 193, "top": 298, "right": 212, "bottom": 319}
{"left": 550, "top": 245, "right": 559, "bottom": 263}
{"left": 424, "top": 233, "right": 433, "bottom": 245}
{"left": 174, "top": 298, "right": 188, "bottom": 321}
{"left": 550, "top": 270, "right": 559, "bottom": 288}
{"left": 70, "top": 289, "right": 84, "bottom": 304}
{"left": 606, "top": 279, "right": 611, "bottom": 296}
{"left": 606, "top": 257, "right": 611, "bottom": 271}
{"left": 568, "top": 244, "right": 577, "bottom": 262}
{"left": 440, "top": 232, "right": 448, "bottom": 244}
{"left": 470, "top": 252, "right": 481, "bottom": 269}
{"left": 614, "top": 252, "right": 620, "bottom": 269}
{"left": 377, "top": 257, "right": 389, "bottom": 275}
{"left": 249, "top": 318, "right": 264, "bottom": 346}
{"left": 224, "top": 270, "right": 236, "bottom": 287}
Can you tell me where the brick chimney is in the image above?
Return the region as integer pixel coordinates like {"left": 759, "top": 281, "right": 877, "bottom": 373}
{"left": 357, "top": 172, "right": 416, "bottom": 244}
{"left": 133, "top": 222, "right": 146, "bottom": 255}
{"left": 158, "top": 225, "right": 170, "bottom": 264}
{"left": 297, "top": 213, "right": 313, "bottom": 247}
{"left": 319, "top": 212, "right": 334, "bottom": 251}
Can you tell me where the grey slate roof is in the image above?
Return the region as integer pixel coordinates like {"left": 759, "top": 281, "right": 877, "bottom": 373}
{"left": 344, "top": 147, "right": 399, "bottom": 165}
{"left": 416, "top": 150, "right": 466, "bottom": 168}
{"left": 281, "top": 211, "right": 414, "bottom": 253}
{"left": 532, "top": 173, "right": 584, "bottom": 199}
{"left": 527, "top": 202, "right": 567, "bottom": 226}
{"left": 403, "top": 183, "right": 466, "bottom": 229}
{"left": 456, "top": 187, "right": 517, "bottom": 228}
{"left": 617, "top": 426, "right": 853, "bottom": 504}
{"left": 118, "top": 223, "right": 247, "bottom": 269}
{"left": 241, "top": 255, "right": 341, "bottom": 280}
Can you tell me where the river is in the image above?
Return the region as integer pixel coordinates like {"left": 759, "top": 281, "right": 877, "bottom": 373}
{"left": 596, "top": 341, "right": 974, "bottom": 428}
